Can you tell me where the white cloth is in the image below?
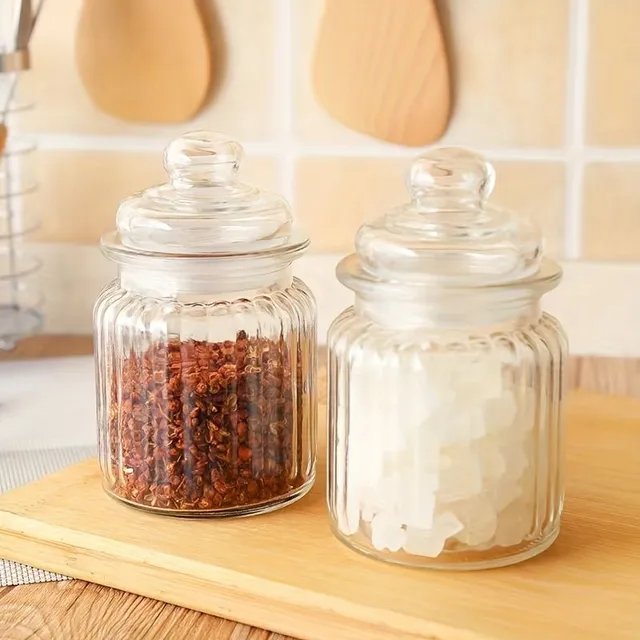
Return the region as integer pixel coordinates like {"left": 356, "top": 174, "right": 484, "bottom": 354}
{"left": 0, "top": 356, "right": 98, "bottom": 585}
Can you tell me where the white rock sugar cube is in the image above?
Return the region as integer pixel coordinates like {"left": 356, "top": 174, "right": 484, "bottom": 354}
{"left": 455, "top": 356, "right": 504, "bottom": 402}
{"left": 371, "top": 512, "right": 406, "bottom": 552}
{"left": 468, "top": 406, "right": 488, "bottom": 440}
{"left": 502, "top": 440, "right": 529, "bottom": 481}
{"left": 438, "top": 446, "right": 483, "bottom": 503}
{"left": 398, "top": 488, "right": 436, "bottom": 530}
{"left": 433, "top": 401, "right": 485, "bottom": 446}
{"left": 483, "top": 479, "right": 524, "bottom": 511}
{"left": 363, "top": 474, "right": 401, "bottom": 513}
{"left": 453, "top": 498, "right": 498, "bottom": 547}
{"left": 361, "top": 501, "right": 376, "bottom": 523}
{"left": 347, "top": 351, "right": 387, "bottom": 485}
{"left": 477, "top": 435, "right": 507, "bottom": 481}
{"left": 403, "top": 512, "right": 464, "bottom": 558}
{"left": 412, "top": 417, "right": 442, "bottom": 474}
{"left": 494, "top": 499, "right": 533, "bottom": 547}
{"left": 484, "top": 391, "right": 518, "bottom": 434}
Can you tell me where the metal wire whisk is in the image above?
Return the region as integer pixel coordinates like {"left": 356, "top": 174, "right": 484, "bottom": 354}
{"left": 0, "top": 0, "right": 45, "bottom": 350}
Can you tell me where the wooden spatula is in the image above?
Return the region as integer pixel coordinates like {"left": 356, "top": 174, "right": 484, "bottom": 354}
{"left": 0, "top": 124, "right": 6, "bottom": 156}
{"left": 312, "top": 0, "right": 451, "bottom": 147}
{"left": 75, "top": 0, "right": 213, "bottom": 124}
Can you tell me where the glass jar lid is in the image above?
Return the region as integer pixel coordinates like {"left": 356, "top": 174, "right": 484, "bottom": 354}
{"left": 339, "top": 147, "right": 558, "bottom": 291}
{"left": 101, "top": 131, "right": 309, "bottom": 259}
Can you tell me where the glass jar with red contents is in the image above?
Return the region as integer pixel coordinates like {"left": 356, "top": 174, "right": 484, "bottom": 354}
{"left": 94, "top": 131, "right": 317, "bottom": 517}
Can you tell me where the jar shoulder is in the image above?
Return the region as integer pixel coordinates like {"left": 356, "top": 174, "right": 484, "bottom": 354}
{"left": 328, "top": 307, "right": 567, "bottom": 356}
{"left": 94, "top": 276, "right": 316, "bottom": 313}
{"left": 93, "top": 277, "right": 318, "bottom": 344}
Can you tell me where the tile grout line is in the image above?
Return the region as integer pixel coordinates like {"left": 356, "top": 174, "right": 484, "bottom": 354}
{"left": 274, "top": 0, "right": 296, "bottom": 208}
{"left": 293, "top": 145, "right": 568, "bottom": 161}
{"left": 563, "top": 0, "right": 590, "bottom": 259}
{"left": 28, "top": 133, "right": 640, "bottom": 163}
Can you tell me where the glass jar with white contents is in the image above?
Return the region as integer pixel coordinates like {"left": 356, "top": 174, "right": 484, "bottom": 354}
{"left": 327, "top": 148, "right": 567, "bottom": 569}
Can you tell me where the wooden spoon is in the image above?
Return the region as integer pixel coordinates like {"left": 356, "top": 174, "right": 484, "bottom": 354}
{"left": 75, "top": 0, "right": 214, "bottom": 124}
{"left": 0, "top": 124, "right": 6, "bottom": 156}
{"left": 312, "top": 0, "right": 451, "bottom": 146}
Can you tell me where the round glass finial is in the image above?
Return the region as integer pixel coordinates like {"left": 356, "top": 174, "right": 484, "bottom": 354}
{"left": 408, "top": 147, "right": 496, "bottom": 202}
{"left": 164, "top": 131, "right": 244, "bottom": 187}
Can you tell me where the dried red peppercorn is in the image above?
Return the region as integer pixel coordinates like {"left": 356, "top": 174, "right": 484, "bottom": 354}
{"left": 106, "top": 330, "right": 307, "bottom": 514}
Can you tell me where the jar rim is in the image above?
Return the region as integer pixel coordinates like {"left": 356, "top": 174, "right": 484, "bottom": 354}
{"left": 100, "top": 230, "right": 310, "bottom": 264}
{"left": 337, "top": 254, "right": 562, "bottom": 298}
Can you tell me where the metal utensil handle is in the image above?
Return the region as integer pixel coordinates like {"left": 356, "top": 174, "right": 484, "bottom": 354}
{"left": 1, "top": 0, "right": 46, "bottom": 121}
{"left": 12, "top": 0, "right": 33, "bottom": 51}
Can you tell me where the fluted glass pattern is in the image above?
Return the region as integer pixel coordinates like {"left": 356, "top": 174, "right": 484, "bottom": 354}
{"left": 327, "top": 307, "right": 567, "bottom": 569}
{"left": 94, "top": 277, "right": 317, "bottom": 517}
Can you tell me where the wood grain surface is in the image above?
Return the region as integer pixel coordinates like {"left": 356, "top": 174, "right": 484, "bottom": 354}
{"left": 0, "top": 335, "right": 638, "bottom": 640}
{"left": 312, "top": 0, "right": 451, "bottom": 146}
{"left": 0, "top": 123, "right": 6, "bottom": 156}
{"left": 1, "top": 391, "right": 639, "bottom": 640}
{"left": 75, "top": 0, "right": 214, "bottom": 124}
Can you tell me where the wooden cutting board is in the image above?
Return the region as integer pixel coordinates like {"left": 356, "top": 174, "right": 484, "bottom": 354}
{"left": 75, "top": 0, "right": 214, "bottom": 123}
{"left": 0, "top": 390, "right": 638, "bottom": 640}
{"left": 312, "top": 0, "right": 451, "bottom": 146}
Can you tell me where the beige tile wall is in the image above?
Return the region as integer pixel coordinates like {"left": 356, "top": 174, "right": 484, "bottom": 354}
{"left": 8, "top": 0, "right": 640, "bottom": 260}
{"left": 295, "top": 158, "right": 566, "bottom": 255}
{"left": 586, "top": 0, "right": 640, "bottom": 147}
{"left": 30, "top": 152, "right": 279, "bottom": 244}
{"left": 582, "top": 163, "right": 640, "bottom": 260}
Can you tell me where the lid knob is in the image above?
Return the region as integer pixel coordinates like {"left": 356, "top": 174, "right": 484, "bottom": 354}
{"left": 164, "top": 131, "right": 243, "bottom": 188}
{"left": 408, "top": 147, "right": 495, "bottom": 202}
{"left": 345, "top": 146, "right": 545, "bottom": 288}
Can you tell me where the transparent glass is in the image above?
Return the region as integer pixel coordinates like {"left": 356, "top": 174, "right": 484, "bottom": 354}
{"left": 328, "top": 295, "right": 567, "bottom": 569}
{"left": 327, "top": 148, "right": 568, "bottom": 569}
{"left": 94, "top": 132, "right": 318, "bottom": 517}
{"left": 0, "top": 103, "right": 42, "bottom": 351}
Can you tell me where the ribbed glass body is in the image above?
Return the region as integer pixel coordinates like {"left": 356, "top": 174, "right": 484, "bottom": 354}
{"left": 94, "top": 270, "right": 317, "bottom": 517}
{"left": 94, "top": 131, "right": 318, "bottom": 517}
{"left": 327, "top": 298, "right": 567, "bottom": 569}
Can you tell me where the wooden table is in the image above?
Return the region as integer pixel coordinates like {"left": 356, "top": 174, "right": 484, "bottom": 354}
{"left": 1, "top": 335, "right": 639, "bottom": 640}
